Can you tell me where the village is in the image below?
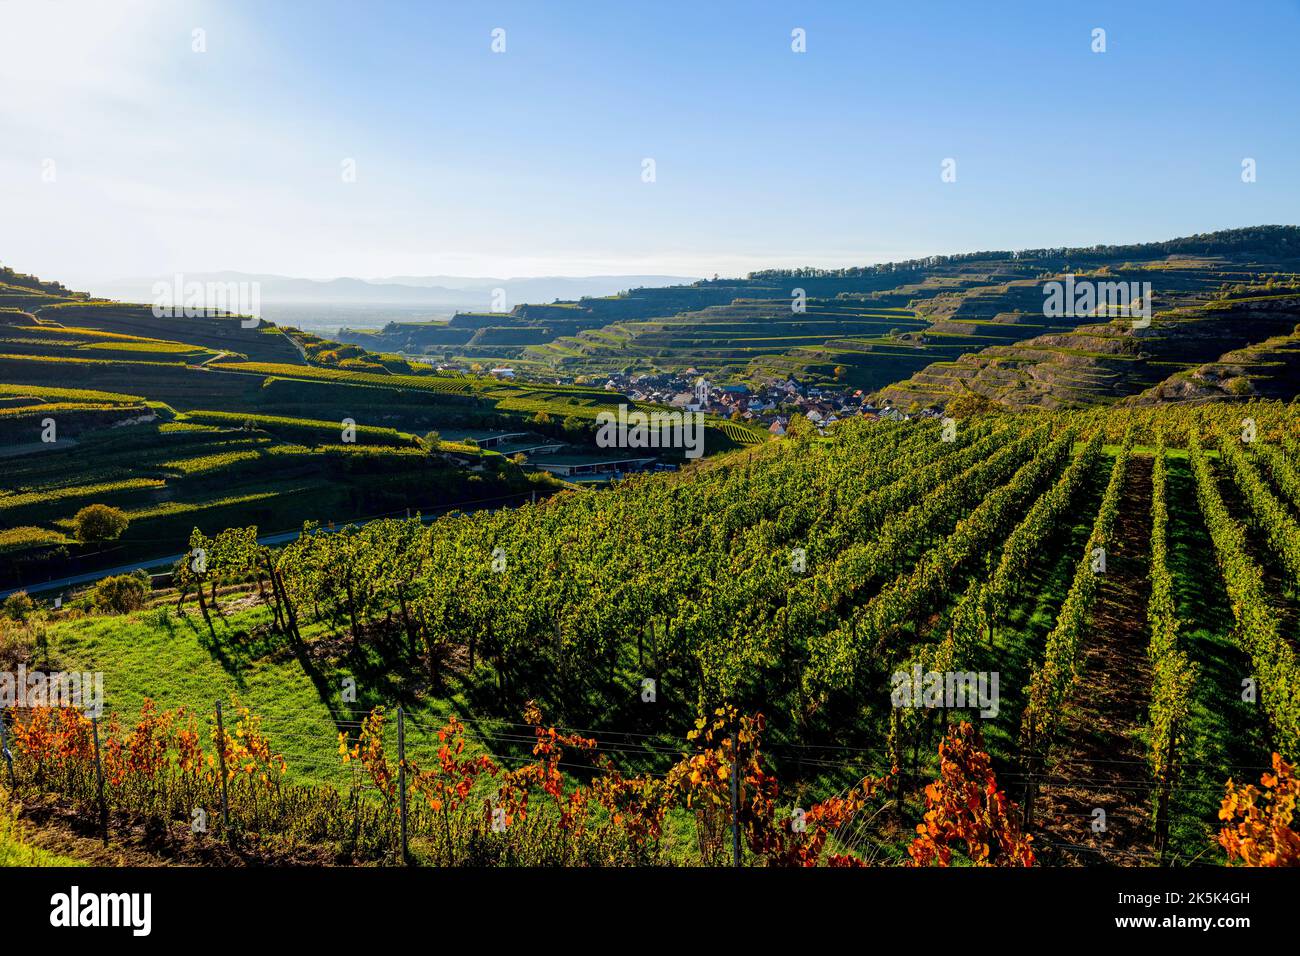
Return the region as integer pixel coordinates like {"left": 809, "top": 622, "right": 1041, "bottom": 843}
{"left": 597, "top": 369, "right": 931, "bottom": 436}
{"left": 434, "top": 361, "right": 935, "bottom": 436}
{"left": 423, "top": 365, "right": 941, "bottom": 483}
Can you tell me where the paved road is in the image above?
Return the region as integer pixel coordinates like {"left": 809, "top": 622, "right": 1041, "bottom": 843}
{"left": 0, "top": 438, "right": 79, "bottom": 458}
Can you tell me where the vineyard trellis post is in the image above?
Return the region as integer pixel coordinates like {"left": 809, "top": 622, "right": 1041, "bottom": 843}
{"left": 1019, "top": 732, "right": 1036, "bottom": 830}
{"left": 397, "top": 706, "right": 409, "bottom": 865}
{"left": 90, "top": 714, "right": 108, "bottom": 846}
{"left": 1022, "top": 753, "right": 1037, "bottom": 830}
{"left": 1155, "top": 720, "right": 1176, "bottom": 865}
{"left": 215, "top": 700, "right": 231, "bottom": 840}
{"left": 0, "top": 709, "right": 15, "bottom": 791}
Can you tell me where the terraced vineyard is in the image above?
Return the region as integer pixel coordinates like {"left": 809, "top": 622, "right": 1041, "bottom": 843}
{"left": 0, "top": 277, "right": 766, "bottom": 589}
{"left": 339, "top": 227, "right": 1300, "bottom": 401}
{"left": 879, "top": 292, "right": 1300, "bottom": 411}
{"left": 206, "top": 359, "right": 478, "bottom": 394}
{"left": 6, "top": 400, "right": 1298, "bottom": 867}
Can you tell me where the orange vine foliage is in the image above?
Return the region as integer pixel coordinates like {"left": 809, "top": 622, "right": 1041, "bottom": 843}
{"left": 906, "top": 722, "right": 1034, "bottom": 867}
{"left": 176, "top": 713, "right": 204, "bottom": 776}
{"left": 664, "top": 704, "right": 887, "bottom": 866}
{"left": 8, "top": 700, "right": 922, "bottom": 866}
{"left": 102, "top": 701, "right": 174, "bottom": 785}
{"left": 8, "top": 701, "right": 289, "bottom": 827}
{"left": 9, "top": 705, "right": 94, "bottom": 770}
{"left": 409, "top": 715, "right": 498, "bottom": 814}
{"left": 339, "top": 707, "right": 396, "bottom": 802}
{"left": 592, "top": 767, "right": 670, "bottom": 848}
{"left": 1218, "top": 752, "right": 1300, "bottom": 866}
{"left": 11, "top": 700, "right": 190, "bottom": 787}
{"left": 497, "top": 701, "right": 596, "bottom": 829}
{"left": 217, "top": 706, "right": 286, "bottom": 788}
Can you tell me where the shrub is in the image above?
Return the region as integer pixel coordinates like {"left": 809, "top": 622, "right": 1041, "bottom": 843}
{"left": 2, "top": 591, "right": 34, "bottom": 622}
{"left": 72, "top": 504, "right": 129, "bottom": 543}
{"left": 91, "top": 572, "right": 150, "bottom": 614}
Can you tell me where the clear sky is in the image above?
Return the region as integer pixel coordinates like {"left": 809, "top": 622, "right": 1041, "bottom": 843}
{"left": 1, "top": 0, "right": 1297, "bottom": 285}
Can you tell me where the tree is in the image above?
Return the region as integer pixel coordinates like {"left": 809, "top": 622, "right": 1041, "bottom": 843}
{"left": 784, "top": 413, "right": 815, "bottom": 440}
{"left": 73, "top": 504, "right": 129, "bottom": 543}
{"left": 833, "top": 365, "right": 848, "bottom": 380}
{"left": 422, "top": 430, "right": 442, "bottom": 453}
{"left": 175, "top": 529, "right": 216, "bottom": 637}
{"left": 945, "top": 390, "right": 998, "bottom": 419}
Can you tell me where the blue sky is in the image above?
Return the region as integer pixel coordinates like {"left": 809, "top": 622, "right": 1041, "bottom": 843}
{"left": 1, "top": 0, "right": 1297, "bottom": 284}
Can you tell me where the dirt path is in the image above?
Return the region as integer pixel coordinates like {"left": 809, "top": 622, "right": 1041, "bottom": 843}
{"left": 1032, "top": 454, "right": 1156, "bottom": 865}
{"left": 198, "top": 349, "right": 228, "bottom": 366}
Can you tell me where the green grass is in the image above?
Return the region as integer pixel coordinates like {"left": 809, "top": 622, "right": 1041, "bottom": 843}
{"left": 0, "top": 801, "right": 85, "bottom": 866}
{"left": 45, "top": 603, "right": 356, "bottom": 786}
{"left": 42, "top": 599, "right": 603, "bottom": 793}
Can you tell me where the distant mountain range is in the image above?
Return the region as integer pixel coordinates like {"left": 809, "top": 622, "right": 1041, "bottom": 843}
{"left": 88, "top": 273, "right": 701, "bottom": 310}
